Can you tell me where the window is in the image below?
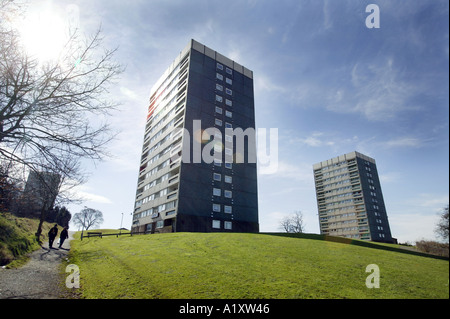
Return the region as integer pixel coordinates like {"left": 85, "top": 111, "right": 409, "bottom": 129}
{"left": 224, "top": 205, "right": 232, "bottom": 214}
{"left": 225, "top": 175, "right": 232, "bottom": 183}
{"left": 224, "top": 190, "right": 232, "bottom": 198}
{"left": 226, "top": 78, "right": 232, "bottom": 85}
{"left": 225, "top": 148, "right": 232, "bottom": 156}
{"left": 225, "top": 99, "right": 232, "bottom": 107}
{"left": 214, "top": 159, "right": 222, "bottom": 166}
{"left": 224, "top": 221, "right": 232, "bottom": 230}
{"left": 215, "top": 106, "right": 222, "bottom": 114}
{"left": 215, "top": 118, "right": 222, "bottom": 126}
{"left": 215, "top": 95, "right": 223, "bottom": 103}
{"left": 225, "top": 162, "right": 232, "bottom": 169}
{"left": 216, "top": 73, "right": 223, "bottom": 81}
{"left": 226, "top": 67, "right": 232, "bottom": 75}
{"left": 213, "top": 173, "right": 221, "bottom": 181}
{"left": 156, "top": 220, "right": 164, "bottom": 228}
{"left": 166, "top": 200, "right": 176, "bottom": 209}
{"left": 216, "top": 83, "right": 223, "bottom": 91}
{"left": 217, "top": 63, "right": 223, "bottom": 70}
{"left": 212, "top": 220, "right": 221, "bottom": 229}
{"left": 166, "top": 210, "right": 175, "bottom": 216}
{"left": 213, "top": 204, "right": 221, "bottom": 212}
{"left": 225, "top": 122, "right": 232, "bottom": 129}
{"left": 225, "top": 135, "right": 232, "bottom": 143}
{"left": 213, "top": 188, "right": 221, "bottom": 196}
{"left": 225, "top": 110, "right": 232, "bottom": 117}
{"left": 226, "top": 88, "right": 232, "bottom": 95}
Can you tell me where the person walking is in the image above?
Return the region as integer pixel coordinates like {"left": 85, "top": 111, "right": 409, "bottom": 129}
{"left": 48, "top": 224, "right": 58, "bottom": 249}
{"left": 59, "top": 226, "right": 69, "bottom": 249}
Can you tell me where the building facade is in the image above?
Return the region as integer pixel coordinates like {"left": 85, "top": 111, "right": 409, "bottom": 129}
{"left": 313, "top": 151, "right": 393, "bottom": 243}
{"left": 15, "top": 171, "right": 61, "bottom": 217}
{"left": 132, "top": 39, "right": 259, "bottom": 234}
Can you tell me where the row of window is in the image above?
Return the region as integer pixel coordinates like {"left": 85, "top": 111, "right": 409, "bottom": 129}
{"left": 324, "top": 212, "right": 357, "bottom": 221}
{"left": 212, "top": 219, "right": 232, "bottom": 230}
{"left": 213, "top": 173, "right": 232, "bottom": 183}
{"left": 216, "top": 83, "right": 233, "bottom": 95}
{"left": 212, "top": 203, "right": 232, "bottom": 213}
{"left": 215, "top": 106, "right": 233, "bottom": 118}
{"left": 143, "top": 159, "right": 170, "bottom": 181}
{"left": 134, "top": 200, "right": 177, "bottom": 220}
{"left": 321, "top": 167, "right": 348, "bottom": 177}
{"left": 144, "top": 105, "right": 178, "bottom": 143}
{"left": 213, "top": 188, "right": 232, "bottom": 198}
{"left": 214, "top": 118, "right": 233, "bottom": 128}
{"left": 328, "top": 219, "right": 358, "bottom": 227}
{"left": 213, "top": 159, "right": 233, "bottom": 169}
{"left": 216, "top": 62, "right": 233, "bottom": 75}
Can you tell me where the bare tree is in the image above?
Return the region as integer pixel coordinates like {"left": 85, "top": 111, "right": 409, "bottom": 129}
{"left": 436, "top": 205, "right": 449, "bottom": 241}
{"left": 0, "top": 1, "right": 123, "bottom": 239}
{"left": 72, "top": 207, "right": 104, "bottom": 231}
{"left": 279, "top": 211, "right": 306, "bottom": 233}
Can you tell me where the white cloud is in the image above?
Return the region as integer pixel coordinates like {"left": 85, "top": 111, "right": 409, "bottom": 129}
{"left": 255, "top": 74, "right": 286, "bottom": 94}
{"left": 384, "top": 137, "right": 424, "bottom": 148}
{"left": 322, "top": 0, "right": 333, "bottom": 30}
{"left": 76, "top": 188, "right": 113, "bottom": 204}
{"left": 292, "top": 132, "right": 335, "bottom": 148}
{"left": 415, "top": 193, "right": 449, "bottom": 209}
{"left": 120, "top": 87, "right": 139, "bottom": 101}
{"left": 259, "top": 160, "right": 314, "bottom": 185}
{"left": 328, "top": 59, "right": 422, "bottom": 121}
{"left": 379, "top": 172, "right": 402, "bottom": 184}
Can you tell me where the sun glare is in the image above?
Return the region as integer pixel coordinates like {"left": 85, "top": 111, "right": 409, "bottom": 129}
{"left": 16, "top": 8, "right": 68, "bottom": 63}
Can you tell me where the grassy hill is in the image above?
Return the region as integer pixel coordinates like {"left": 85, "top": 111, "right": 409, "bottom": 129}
{"left": 65, "top": 231, "right": 449, "bottom": 299}
{"left": 0, "top": 212, "right": 53, "bottom": 267}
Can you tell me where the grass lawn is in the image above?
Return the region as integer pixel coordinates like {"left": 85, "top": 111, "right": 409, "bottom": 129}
{"left": 65, "top": 231, "right": 449, "bottom": 299}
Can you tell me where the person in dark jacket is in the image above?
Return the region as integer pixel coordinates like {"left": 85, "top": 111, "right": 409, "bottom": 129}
{"left": 48, "top": 224, "right": 58, "bottom": 249}
{"left": 59, "top": 226, "right": 69, "bottom": 248}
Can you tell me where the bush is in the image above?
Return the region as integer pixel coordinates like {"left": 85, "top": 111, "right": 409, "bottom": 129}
{"left": 415, "top": 240, "right": 449, "bottom": 257}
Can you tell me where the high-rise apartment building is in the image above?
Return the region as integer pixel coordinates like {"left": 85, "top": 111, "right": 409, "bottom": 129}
{"left": 132, "top": 39, "right": 259, "bottom": 234}
{"left": 14, "top": 171, "right": 61, "bottom": 217}
{"left": 313, "top": 151, "right": 393, "bottom": 243}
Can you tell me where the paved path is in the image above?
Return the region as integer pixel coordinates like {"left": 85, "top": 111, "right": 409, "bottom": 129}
{"left": 0, "top": 231, "right": 75, "bottom": 299}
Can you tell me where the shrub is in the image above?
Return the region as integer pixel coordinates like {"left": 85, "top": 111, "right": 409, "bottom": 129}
{"left": 415, "top": 240, "right": 449, "bottom": 257}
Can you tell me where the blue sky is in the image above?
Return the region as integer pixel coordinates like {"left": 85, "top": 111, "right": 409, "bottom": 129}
{"left": 19, "top": 0, "right": 449, "bottom": 243}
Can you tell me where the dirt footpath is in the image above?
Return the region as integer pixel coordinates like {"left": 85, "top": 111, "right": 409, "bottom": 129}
{"left": 0, "top": 231, "right": 75, "bottom": 299}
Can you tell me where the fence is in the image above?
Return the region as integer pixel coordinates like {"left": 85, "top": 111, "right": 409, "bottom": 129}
{"left": 81, "top": 230, "right": 154, "bottom": 240}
